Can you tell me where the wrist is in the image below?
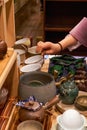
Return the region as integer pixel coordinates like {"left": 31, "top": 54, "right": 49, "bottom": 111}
{"left": 57, "top": 42, "right": 63, "bottom": 52}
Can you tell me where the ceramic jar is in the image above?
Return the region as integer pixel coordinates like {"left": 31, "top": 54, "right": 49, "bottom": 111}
{"left": 0, "top": 40, "right": 7, "bottom": 59}
{"left": 59, "top": 79, "right": 79, "bottom": 104}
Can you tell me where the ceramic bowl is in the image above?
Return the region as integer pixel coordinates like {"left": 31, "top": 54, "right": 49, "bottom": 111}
{"left": 17, "top": 120, "right": 43, "bottom": 130}
{"left": 24, "top": 55, "right": 44, "bottom": 65}
{"left": 75, "top": 95, "right": 87, "bottom": 111}
{"left": 20, "top": 63, "right": 41, "bottom": 73}
{"left": 18, "top": 71, "right": 56, "bottom": 104}
{"left": 57, "top": 109, "right": 86, "bottom": 130}
{"left": 28, "top": 46, "right": 40, "bottom": 56}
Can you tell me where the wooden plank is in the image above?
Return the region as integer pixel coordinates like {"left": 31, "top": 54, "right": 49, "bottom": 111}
{"left": 0, "top": 48, "right": 17, "bottom": 89}
{"left": 6, "top": 0, "right": 15, "bottom": 47}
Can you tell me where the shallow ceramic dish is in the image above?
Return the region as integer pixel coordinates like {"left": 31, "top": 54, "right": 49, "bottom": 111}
{"left": 75, "top": 95, "right": 87, "bottom": 111}
{"left": 20, "top": 63, "right": 41, "bottom": 73}
{"left": 15, "top": 38, "right": 31, "bottom": 46}
{"left": 28, "top": 46, "right": 40, "bottom": 55}
{"left": 25, "top": 55, "right": 43, "bottom": 65}
{"left": 17, "top": 120, "right": 43, "bottom": 130}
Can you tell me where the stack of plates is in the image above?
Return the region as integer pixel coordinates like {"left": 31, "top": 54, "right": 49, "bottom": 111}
{"left": 20, "top": 55, "right": 44, "bottom": 73}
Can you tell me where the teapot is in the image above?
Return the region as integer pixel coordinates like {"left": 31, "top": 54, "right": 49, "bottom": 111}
{"left": 18, "top": 95, "right": 59, "bottom": 122}
{"left": 59, "top": 79, "right": 79, "bottom": 104}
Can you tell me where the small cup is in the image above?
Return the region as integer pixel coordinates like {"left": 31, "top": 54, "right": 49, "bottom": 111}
{"left": 17, "top": 120, "right": 43, "bottom": 130}
{"left": 57, "top": 109, "right": 86, "bottom": 130}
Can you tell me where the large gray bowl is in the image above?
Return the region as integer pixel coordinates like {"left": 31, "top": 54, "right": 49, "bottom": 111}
{"left": 18, "top": 71, "right": 57, "bottom": 104}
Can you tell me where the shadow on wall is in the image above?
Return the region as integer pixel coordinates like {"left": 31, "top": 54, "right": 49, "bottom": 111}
{"left": 15, "top": 0, "right": 41, "bottom": 30}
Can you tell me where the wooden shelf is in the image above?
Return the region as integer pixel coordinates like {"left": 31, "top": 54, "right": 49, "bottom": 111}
{"left": 0, "top": 0, "right": 15, "bottom": 47}
{"left": 0, "top": 48, "right": 19, "bottom": 130}
{"left": 0, "top": 48, "right": 19, "bottom": 97}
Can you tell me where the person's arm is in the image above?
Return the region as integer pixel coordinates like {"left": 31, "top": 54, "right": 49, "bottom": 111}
{"left": 58, "top": 34, "right": 78, "bottom": 51}
{"left": 36, "top": 35, "right": 78, "bottom": 55}
{"left": 59, "top": 17, "right": 87, "bottom": 51}
{"left": 36, "top": 17, "right": 87, "bottom": 55}
{"left": 69, "top": 17, "right": 87, "bottom": 47}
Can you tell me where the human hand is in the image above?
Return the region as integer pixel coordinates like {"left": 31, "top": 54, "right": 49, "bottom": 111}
{"left": 36, "top": 41, "right": 60, "bottom": 55}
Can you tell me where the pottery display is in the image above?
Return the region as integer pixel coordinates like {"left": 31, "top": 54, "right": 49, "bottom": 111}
{"left": 59, "top": 79, "right": 79, "bottom": 104}
{"left": 18, "top": 71, "right": 57, "bottom": 104}
{"left": 48, "top": 54, "right": 86, "bottom": 82}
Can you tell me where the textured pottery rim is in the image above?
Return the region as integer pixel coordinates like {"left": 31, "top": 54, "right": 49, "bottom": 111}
{"left": 17, "top": 120, "right": 43, "bottom": 130}
{"left": 57, "top": 114, "right": 86, "bottom": 130}
{"left": 75, "top": 95, "right": 87, "bottom": 107}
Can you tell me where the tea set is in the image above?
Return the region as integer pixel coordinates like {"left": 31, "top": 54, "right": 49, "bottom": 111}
{"left": 16, "top": 54, "right": 87, "bottom": 130}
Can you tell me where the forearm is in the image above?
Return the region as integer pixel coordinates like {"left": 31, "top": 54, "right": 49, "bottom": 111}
{"left": 58, "top": 34, "right": 78, "bottom": 50}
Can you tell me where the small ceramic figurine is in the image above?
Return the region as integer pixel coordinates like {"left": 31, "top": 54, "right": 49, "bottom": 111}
{"left": 59, "top": 79, "right": 79, "bottom": 104}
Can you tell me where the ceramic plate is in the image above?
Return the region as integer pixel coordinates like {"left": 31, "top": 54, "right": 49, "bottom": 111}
{"left": 51, "top": 122, "right": 87, "bottom": 130}
{"left": 15, "top": 38, "right": 30, "bottom": 45}
{"left": 20, "top": 63, "right": 41, "bottom": 73}
{"left": 25, "top": 55, "right": 43, "bottom": 64}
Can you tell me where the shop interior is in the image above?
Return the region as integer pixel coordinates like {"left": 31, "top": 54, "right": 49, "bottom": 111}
{"left": 0, "top": 0, "right": 87, "bottom": 130}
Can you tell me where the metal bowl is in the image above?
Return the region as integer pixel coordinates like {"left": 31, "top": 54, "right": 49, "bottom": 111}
{"left": 75, "top": 95, "right": 87, "bottom": 111}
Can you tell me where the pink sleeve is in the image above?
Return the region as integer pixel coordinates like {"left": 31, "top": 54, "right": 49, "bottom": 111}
{"left": 69, "top": 17, "right": 87, "bottom": 47}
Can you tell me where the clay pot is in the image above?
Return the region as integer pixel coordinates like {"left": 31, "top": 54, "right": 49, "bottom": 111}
{"left": 19, "top": 95, "right": 59, "bottom": 122}
{"left": 19, "top": 100, "right": 45, "bottom": 122}
{"left": 18, "top": 71, "right": 57, "bottom": 104}
{"left": 0, "top": 40, "right": 7, "bottom": 59}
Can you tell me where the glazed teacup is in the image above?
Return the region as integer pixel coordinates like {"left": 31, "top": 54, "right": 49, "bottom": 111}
{"left": 57, "top": 109, "right": 86, "bottom": 130}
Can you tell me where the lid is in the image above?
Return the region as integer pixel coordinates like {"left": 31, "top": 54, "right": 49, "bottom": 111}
{"left": 24, "top": 100, "right": 41, "bottom": 111}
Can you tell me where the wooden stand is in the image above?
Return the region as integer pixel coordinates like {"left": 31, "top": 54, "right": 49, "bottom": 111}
{"left": 0, "top": 48, "right": 19, "bottom": 130}
{"left": 0, "top": 0, "right": 15, "bottom": 47}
